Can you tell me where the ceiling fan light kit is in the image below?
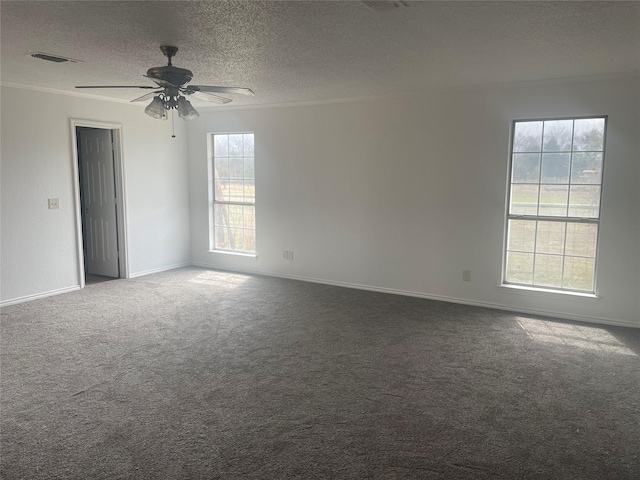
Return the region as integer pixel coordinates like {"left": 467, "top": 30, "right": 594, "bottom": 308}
{"left": 76, "top": 46, "right": 254, "bottom": 123}
{"left": 144, "top": 96, "right": 167, "bottom": 120}
{"left": 176, "top": 96, "right": 199, "bottom": 120}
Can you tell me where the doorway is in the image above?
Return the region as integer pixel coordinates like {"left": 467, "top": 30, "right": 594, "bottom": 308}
{"left": 71, "top": 121, "right": 128, "bottom": 287}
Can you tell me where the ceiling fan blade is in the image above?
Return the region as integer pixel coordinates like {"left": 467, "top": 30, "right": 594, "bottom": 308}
{"left": 144, "top": 75, "right": 178, "bottom": 89}
{"left": 188, "top": 86, "right": 255, "bottom": 96}
{"left": 76, "top": 85, "right": 156, "bottom": 89}
{"left": 186, "top": 90, "right": 233, "bottom": 105}
{"left": 131, "top": 91, "right": 162, "bottom": 103}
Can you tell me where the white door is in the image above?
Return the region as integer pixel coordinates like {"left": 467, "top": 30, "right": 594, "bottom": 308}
{"left": 78, "top": 128, "right": 119, "bottom": 278}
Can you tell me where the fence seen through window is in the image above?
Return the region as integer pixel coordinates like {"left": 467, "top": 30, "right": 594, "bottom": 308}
{"left": 504, "top": 117, "right": 606, "bottom": 292}
{"left": 210, "top": 133, "right": 255, "bottom": 254}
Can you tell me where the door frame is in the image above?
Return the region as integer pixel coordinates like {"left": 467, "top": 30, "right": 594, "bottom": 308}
{"left": 70, "top": 119, "right": 129, "bottom": 287}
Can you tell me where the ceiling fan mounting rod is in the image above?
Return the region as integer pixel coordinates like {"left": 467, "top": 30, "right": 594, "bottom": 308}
{"left": 160, "top": 45, "right": 178, "bottom": 66}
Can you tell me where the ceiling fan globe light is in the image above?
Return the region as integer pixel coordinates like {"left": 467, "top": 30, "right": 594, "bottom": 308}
{"left": 177, "top": 97, "right": 199, "bottom": 120}
{"left": 144, "top": 96, "right": 166, "bottom": 119}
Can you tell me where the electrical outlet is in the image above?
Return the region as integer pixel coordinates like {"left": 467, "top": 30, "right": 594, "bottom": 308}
{"left": 48, "top": 198, "right": 60, "bottom": 209}
{"left": 463, "top": 270, "right": 471, "bottom": 282}
{"left": 282, "top": 250, "right": 294, "bottom": 261}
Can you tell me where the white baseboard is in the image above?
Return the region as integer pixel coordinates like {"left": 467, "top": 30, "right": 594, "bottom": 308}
{"left": 1, "top": 263, "right": 190, "bottom": 307}
{"left": 3, "top": 262, "right": 636, "bottom": 329}
{"left": 128, "top": 262, "right": 192, "bottom": 279}
{"left": 0, "top": 285, "right": 81, "bottom": 307}
{"left": 190, "top": 262, "right": 639, "bottom": 329}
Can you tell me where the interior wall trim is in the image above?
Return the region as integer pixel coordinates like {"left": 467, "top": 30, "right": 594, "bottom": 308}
{"left": 191, "top": 262, "right": 640, "bottom": 329}
{"left": 0, "top": 286, "right": 81, "bottom": 307}
{"left": 128, "top": 262, "right": 192, "bottom": 279}
{"left": 4, "top": 72, "right": 639, "bottom": 113}
{"left": 196, "top": 72, "right": 640, "bottom": 113}
{"left": 1, "top": 82, "right": 135, "bottom": 105}
{"left": 70, "top": 119, "right": 129, "bottom": 288}
{"left": 2, "top": 262, "right": 636, "bottom": 329}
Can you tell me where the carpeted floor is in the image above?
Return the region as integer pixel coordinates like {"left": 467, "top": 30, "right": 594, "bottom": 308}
{"left": 1, "top": 267, "right": 639, "bottom": 479}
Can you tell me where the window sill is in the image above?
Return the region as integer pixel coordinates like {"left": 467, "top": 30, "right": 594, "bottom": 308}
{"left": 207, "top": 250, "right": 257, "bottom": 259}
{"left": 497, "top": 284, "right": 599, "bottom": 302}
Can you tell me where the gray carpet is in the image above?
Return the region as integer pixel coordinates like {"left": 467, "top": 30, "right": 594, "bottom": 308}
{"left": 1, "top": 267, "right": 639, "bottom": 479}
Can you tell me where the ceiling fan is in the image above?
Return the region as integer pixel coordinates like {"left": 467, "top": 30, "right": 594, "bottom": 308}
{"left": 76, "top": 46, "right": 254, "bottom": 120}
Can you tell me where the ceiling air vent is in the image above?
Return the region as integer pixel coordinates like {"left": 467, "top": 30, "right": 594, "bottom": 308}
{"left": 360, "top": 0, "right": 408, "bottom": 12}
{"left": 29, "top": 52, "right": 82, "bottom": 64}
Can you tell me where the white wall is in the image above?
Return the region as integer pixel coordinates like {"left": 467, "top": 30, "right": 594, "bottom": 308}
{"left": 3, "top": 77, "right": 637, "bottom": 326}
{"left": 187, "top": 76, "right": 640, "bottom": 327}
{"left": 1, "top": 86, "right": 191, "bottom": 303}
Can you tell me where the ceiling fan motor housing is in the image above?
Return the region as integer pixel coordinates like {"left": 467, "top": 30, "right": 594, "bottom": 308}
{"left": 146, "top": 65, "right": 194, "bottom": 87}
{"left": 75, "top": 44, "right": 253, "bottom": 114}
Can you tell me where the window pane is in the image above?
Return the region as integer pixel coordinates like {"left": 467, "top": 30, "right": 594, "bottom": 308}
{"left": 512, "top": 154, "right": 540, "bottom": 183}
{"left": 228, "top": 134, "right": 244, "bottom": 156}
{"left": 244, "top": 157, "right": 255, "bottom": 180}
{"left": 508, "top": 220, "right": 536, "bottom": 252}
{"left": 510, "top": 185, "right": 538, "bottom": 215}
{"left": 243, "top": 205, "right": 255, "bottom": 228}
{"left": 214, "top": 203, "right": 228, "bottom": 227}
{"left": 543, "top": 120, "right": 573, "bottom": 152}
{"left": 215, "top": 179, "right": 230, "bottom": 202}
{"left": 568, "top": 185, "right": 600, "bottom": 218}
{"left": 214, "top": 204, "right": 255, "bottom": 253}
{"left": 540, "top": 153, "right": 571, "bottom": 184}
{"left": 226, "top": 228, "right": 245, "bottom": 250}
{"left": 229, "top": 158, "right": 244, "bottom": 179}
{"left": 228, "top": 205, "right": 244, "bottom": 227}
{"left": 533, "top": 254, "right": 563, "bottom": 288}
{"left": 535, "top": 221, "right": 565, "bottom": 255}
{"left": 563, "top": 257, "right": 595, "bottom": 291}
{"left": 214, "top": 157, "right": 229, "bottom": 180}
{"left": 244, "top": 180, "right": 255, "bottom": 203}
{"left": 244, "top": 229, "right": 256, "bottom": 252}
{"left": 571, "top": 153, "right": 602, "bottom": 184}
{"left": 573, "top": 118, "right": 605, "bottom": 152}
{"left": 506, "top": 252, "right": 534, "bottom": 284}
{"left": 538, "top": 185, "right": 568, "bottom": 216}
{"left": 228, "top": 181, "right": 244, "bottom": 202}
{"left": 214, "top": 135, "right": 228, "bottom": 156}
{"left": 215, "top": 230, "right": 230, "bottom": 250}
{"left": 243, "top": 134, "right": 255, "bottom": 156}
{"left": 513, "top": 121, "right": 542, "bottom": 152}
{"left": 565, "top": 223, "right": 597, "bottom": 257}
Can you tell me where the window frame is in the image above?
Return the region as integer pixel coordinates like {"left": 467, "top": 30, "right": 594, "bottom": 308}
{"left": 501, "top": 115, "right": 608, "bottom": 295}
{"left": 207, "top": 132, "right": 256, "bottom": 255}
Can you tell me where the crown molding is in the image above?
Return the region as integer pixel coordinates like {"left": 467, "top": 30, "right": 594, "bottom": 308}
{"left": 0, "top": 81, "right": 138, "bottom": 105}
{"left": 196, "top": 71, "right": 640, "bottom": 113}
{"left": 4, "top": 71, "right": 639, "bottom": 113}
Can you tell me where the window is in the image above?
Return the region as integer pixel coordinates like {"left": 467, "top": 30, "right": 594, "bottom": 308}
{"left": 504, "top": 117, "right": 606, "bottom": 293}
{"left": 209, "top": 133, "right": 256, "bottom": 254}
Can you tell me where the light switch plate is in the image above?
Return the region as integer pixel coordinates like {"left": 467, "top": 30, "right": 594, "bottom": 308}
{"left": 48, "top": 198, "right": 60, "bottom": 209}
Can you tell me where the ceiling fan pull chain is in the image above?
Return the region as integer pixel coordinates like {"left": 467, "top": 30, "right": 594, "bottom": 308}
{"left": 171, "top": 109, "right": 176, "bottom": 138}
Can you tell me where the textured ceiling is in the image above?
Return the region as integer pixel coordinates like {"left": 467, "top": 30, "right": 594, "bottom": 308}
{"left": 1, "top": 1, "right": 639, "bottom": 108}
